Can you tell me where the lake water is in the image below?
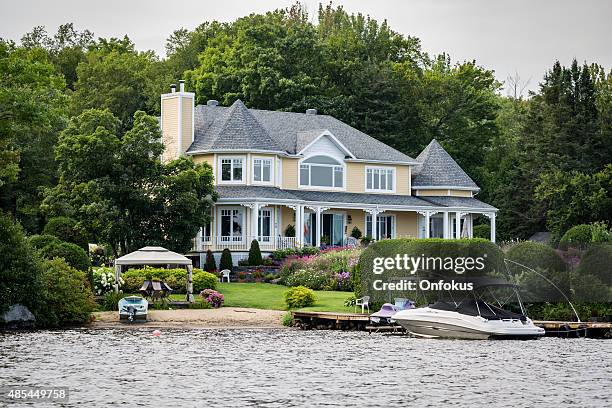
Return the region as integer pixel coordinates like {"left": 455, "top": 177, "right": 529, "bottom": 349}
{"left": 1, "top": 328, "right": 610, "bottom": 407}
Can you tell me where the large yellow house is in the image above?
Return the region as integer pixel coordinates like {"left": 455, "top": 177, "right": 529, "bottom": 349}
{"left": 161, "top": 81, "right": 497, "bottom": 261}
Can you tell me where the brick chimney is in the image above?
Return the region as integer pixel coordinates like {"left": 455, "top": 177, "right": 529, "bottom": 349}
{"left": 160, "top": 80, "right": 194, "bottom": 162}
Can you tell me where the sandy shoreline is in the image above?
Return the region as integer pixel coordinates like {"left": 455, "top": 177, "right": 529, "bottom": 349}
{"left": 90, "top": 307, "right": 286, "bottom": 329}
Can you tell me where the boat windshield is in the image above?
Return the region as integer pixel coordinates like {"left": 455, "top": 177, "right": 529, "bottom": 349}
{"left": 430, "top": 300, "right": 526, "bottom": 320}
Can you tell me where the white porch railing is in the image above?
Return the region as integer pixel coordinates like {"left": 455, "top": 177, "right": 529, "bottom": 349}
{"left": 192, "top": 236, "right": 298, "bottom": 252}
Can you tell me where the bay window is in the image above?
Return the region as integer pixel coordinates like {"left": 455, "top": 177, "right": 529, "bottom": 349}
{"left": 220, "top": 208, "right": 243, "bottom": 241}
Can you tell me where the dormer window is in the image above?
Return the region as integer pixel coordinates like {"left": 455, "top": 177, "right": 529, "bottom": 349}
{"left": 220, "top": 157, "right": 244, "bottom": 182}
{"left": 366, "top": 166, "right": 395, "bottom": 192}
{"left": 299, "top": 155, "right": 344, "bottom": 188}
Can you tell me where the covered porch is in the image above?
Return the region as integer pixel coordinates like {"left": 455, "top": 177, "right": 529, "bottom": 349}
{"left": 191, "top": 187, "right": 497, "bottom": 253}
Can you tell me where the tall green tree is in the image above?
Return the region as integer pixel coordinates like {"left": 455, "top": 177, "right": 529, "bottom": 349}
{"left": 42, "top": 109, "right": 216, "bottom": 255}
{"left": 71, "top": 36, "right": 169, "bottom": 130}
{"left": 0, "top": 41, "right": 68, "bottom": 232}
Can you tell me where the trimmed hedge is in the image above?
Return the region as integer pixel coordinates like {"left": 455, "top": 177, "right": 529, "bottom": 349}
{"left": 559, "top": 224, "right": 593, "bottom": 250}
{"left": 357, "top": 238, "right": 505, "bottom": 302}
{"left": 574, "top": 244, "right": 612, "bottom": 302}
{"left": 39, "top": 241, "right": 91, "bottom": 271}
{"left": 121, "top": 268, "right": 217, "bottom": 294}
{"left": 472, "top": 224, "right": 491, "bottom": 240}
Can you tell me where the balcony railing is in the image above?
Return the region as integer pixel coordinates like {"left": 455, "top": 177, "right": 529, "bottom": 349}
{"left": 192, "top": 236, "right": 298, "bottom": 252}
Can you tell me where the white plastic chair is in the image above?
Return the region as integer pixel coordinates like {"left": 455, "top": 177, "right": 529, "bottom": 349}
{"left": 220, "top": 269, "right": 231, "bottom": 283}
{"left": 355, "top": 296, "right": 370, "bottom": 314}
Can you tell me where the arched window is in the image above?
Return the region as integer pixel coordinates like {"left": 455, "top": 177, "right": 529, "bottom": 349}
{"left": 300, "top": 155, "right": 344, "bottom": 188}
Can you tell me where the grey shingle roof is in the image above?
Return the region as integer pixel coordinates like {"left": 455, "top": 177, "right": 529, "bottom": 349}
{"left": 216, "top": 186, "right": 496, "bottom": 211}
{"left": 418, "top": 196, "right": 497, "bottom": 210}
{"left": 412, "top": 139, "right": 479, "bottom": 190}
{"left": 216, "top": 186, "right": 299, "bottom": 201}
{"left": 287, "top": 190, "right": 436, "bottom": 207}
{"left": 188, "top": 100, "right": 416, "bottom": 163}
{"left": 191, "top": 100, "right": 282, "bottom": 152}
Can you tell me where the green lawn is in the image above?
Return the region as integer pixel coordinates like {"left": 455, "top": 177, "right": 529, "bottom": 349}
{"left": 179, "top": 283, "right": 356, "bottom": 313}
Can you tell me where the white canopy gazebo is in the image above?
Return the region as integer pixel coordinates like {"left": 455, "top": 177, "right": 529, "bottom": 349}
{"left": 114, "top": 246, "right": 194, "bottom": 302}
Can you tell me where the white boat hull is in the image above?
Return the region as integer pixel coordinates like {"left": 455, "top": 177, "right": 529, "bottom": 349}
{"left": 392, "top": 307, "right": 545, "bottom": 340}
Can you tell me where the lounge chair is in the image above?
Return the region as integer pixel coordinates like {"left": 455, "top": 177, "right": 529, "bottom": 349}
{"left": 220, "top": 269, "right": 231, "bottom": 283}
{"left": 355, "top": 296, "right": 370, "bottom": 314}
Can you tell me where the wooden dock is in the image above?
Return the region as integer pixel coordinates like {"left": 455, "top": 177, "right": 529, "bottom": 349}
{"left": 291, "top": 311, "right": 612, "bottom": 338}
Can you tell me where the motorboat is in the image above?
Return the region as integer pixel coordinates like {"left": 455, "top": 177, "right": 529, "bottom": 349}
{"left": 118, "top": 296, "right": 148, "bottom": 322}
{"left": 392, "top": 278, "right": 545, "bottom": 340}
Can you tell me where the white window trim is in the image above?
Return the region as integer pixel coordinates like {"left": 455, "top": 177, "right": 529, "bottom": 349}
{"left": 365, "top": 166, "right": 396, "bottom": 193}
{"left": 218, "top": 155, "right": 246, "bottom": 184}
{"left": 297, "top": 155, "right": 346, "bottom": 191}
{"left": 365, "top": 214, "right": 396, "bottom": 240}
{"left": 217, "top": 206, "right": 245, "bottom": 241}
{"left": 251, "top": 156, "right": 274, "bottom": 185}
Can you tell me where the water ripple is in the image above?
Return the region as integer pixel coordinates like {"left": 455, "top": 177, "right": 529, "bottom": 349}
{"left": 0, "top": 329, "right": 610, "bottom": 407}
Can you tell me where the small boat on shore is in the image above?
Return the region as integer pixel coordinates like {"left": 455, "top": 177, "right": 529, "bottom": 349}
{"left": 392, "top": 278, "right": 545, "bottom": 340}
{"left": 119, "top": 296, "right": 148, "bottom": 322}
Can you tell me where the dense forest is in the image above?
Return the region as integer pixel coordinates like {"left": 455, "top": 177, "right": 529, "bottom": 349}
{"left": 1, "top": 2, "right": 612, "bottom": 246}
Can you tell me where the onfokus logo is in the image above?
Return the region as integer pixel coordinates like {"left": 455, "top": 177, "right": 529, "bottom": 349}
{"left": 372, "top": 254, "right": 488, "bottom": 275}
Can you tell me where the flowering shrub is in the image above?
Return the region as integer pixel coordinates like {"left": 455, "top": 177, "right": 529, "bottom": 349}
{"left": 93, "top": 267, "right": 122, "bottom": 295}
{"left": 201, "top": 289, "right": 224, "bottom": 308}
{"left": 279, "top": 248, "right": 361, "bottom": 291}
{"left": 285, "top": 268, "right": 330, "bottom": 290}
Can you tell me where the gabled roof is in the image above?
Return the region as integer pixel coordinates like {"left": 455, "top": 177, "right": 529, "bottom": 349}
{"left": 412, "top": 139, "right": 479, "bottom": 190}
{"left": 188, "top": 100, "right": 417, "bottom": 163}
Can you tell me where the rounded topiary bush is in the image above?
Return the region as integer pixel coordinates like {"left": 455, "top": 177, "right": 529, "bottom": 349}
{"left": 193, "top": 271, "right": 218, "bottom": 292}
{"left": 505, "top": 241, "right": 567, "bottom": 273}
{"left": 28, "top": 234, "right": 61, "bottom": 250}
{"left": 43, "top": 216, "right": 88, "bottom": 250}
{"left": 472, "top": 224, "right": 491, "bottom": 240}
{"left": 559, "top": 224, "right": 593, "bottom": 250}
{"left": 39, "top": 241, "right": 91, "bottom": 271}
{"left": 505, "top": 241, "right": 569, "bottom": 301}
{"left": 248, "top": 239, "right": 263, "bottom": 266}
{"left": 219, "top": 248, "right": 233, "bottom": 271}
{"left": 284, "top": 286, "right": 316, "bottom": 309}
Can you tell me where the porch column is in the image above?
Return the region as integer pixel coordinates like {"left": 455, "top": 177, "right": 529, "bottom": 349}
{"left": 455, "top": 211, "right": 461, "bottom": 239}
{"left": 425, "top": 212, "right": 430, "bottom": 238}
{"left": 296, "top": 205, "right": 303, "bottom": 246}
{"left": 443, "top": 211, "right": 449, "bottom": 239}
{"left": 490, "top": 213, "right": 496, "bottom": 243}
{"left": 315, "top": 207, "right": 322, "bottom": 247}
{"left": 252, "top": 203, "right": 260, "bottom": 241}
{"left": 372, "top": 210, "right": 378, "bottom": 241}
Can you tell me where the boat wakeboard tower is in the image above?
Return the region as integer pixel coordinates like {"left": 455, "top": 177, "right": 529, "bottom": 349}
{"left": 392, "top": 276, "right": 545, "bottom": 340}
